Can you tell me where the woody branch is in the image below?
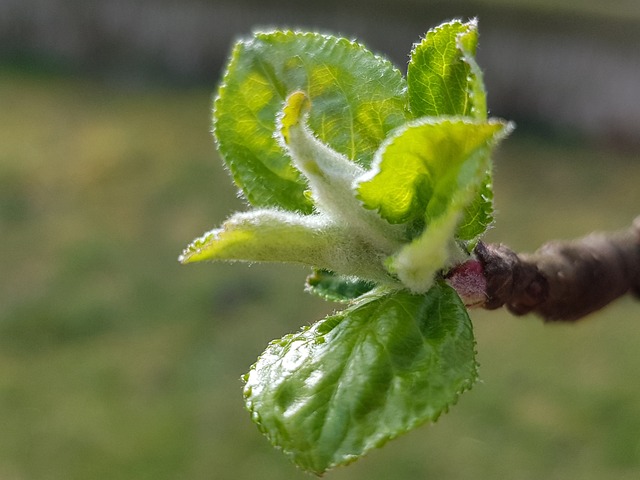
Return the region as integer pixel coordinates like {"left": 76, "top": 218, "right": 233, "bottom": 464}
{"left": 447, "top": 217, "right": 640, "bottom": 321}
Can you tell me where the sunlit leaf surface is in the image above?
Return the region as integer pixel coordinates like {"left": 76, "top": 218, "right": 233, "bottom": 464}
{"left": 214, "top": 31, "right": 408, "bottom": 212}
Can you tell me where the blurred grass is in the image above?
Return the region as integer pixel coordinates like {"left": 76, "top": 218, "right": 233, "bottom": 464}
{"left": 0, "top": 71, "right": 639, "bottom": 479}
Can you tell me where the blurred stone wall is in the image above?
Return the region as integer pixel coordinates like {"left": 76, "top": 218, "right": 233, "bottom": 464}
{"left": 1, "top": 0, "right": 639, "bottom": 148}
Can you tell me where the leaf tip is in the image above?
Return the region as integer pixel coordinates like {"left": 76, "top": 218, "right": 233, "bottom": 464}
{"left": 179, "top": 229, "right": 219, "bottom": 264}
{"left": 278, "top": 91, "right": 311, "bottom": 146}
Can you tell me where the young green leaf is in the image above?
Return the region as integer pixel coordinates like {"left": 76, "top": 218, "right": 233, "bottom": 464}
{"left": 214, "top": 31, "right": 408, "bottom": 212}
{"left": 407, "top": 19, "right": 481, "bottom": 118}
{"left": 357, "top": 117, "right": 510, "bottom": 230}
{"left": 278, "top": 91, "right": 405, "bottom": 254}
{"left": 406, "top": 18, "right": 500, "bottom": 245}
{"left": 179, "top": 209, "right": 396, "bottom": 285}
{"left": 243, "top": 282, "right": 477, "bottom": 474}
{"left": 179, "top": 209, "right": 329, "bottom": 265}
{"left": 388, "top": 206, "right": 466, "bottom": 293}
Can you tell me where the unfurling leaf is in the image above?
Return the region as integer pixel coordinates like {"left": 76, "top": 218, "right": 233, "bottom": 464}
{"left": 214, "top": 31, "right": 408, "bottom": 212}
{"left": 243, "top": 282, "right": 477, "bottom": 474}
{"left": 179, "top": 209, "right": 395, "bottom": 285}
{"left": 357, "top": 118, "right": 510, "bottom": 233}
{"left": 388, "top": 207, "right": 465, "bottom": 293}
{"left": 278, "top": 91, "right": 405, "bottom": 253}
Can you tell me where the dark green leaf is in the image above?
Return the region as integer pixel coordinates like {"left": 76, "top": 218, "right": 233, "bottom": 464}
{"left": 305, "top": 270, "right": 375, "bottom": 303}
{"left": 243, "top": 282, "right": 477, "bottom": 474}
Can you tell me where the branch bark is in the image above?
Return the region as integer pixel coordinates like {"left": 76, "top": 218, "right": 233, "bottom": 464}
{"left": 448, "top": 217, "right": 640, "bottom": 321}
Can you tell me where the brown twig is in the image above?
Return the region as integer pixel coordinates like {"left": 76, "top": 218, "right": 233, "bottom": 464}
{"left": 449, "top": 217, "right": 640, "bottom": 321}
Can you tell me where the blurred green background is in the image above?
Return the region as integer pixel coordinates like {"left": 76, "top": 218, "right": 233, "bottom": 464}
{"left": 1, "top": 1, "right": 639, "bottom": 478}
